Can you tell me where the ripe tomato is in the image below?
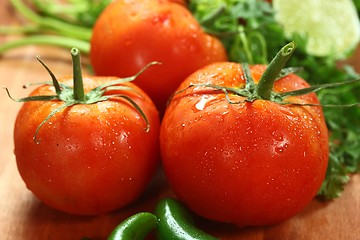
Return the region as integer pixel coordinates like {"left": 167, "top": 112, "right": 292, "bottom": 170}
{"left": 14, "top": 76, "right": 160, "bottom": 215}
{"left": 160, "top": 62, "right": 329, "bottom": 226}
{"left": 90, "top": 0, "right": 228, "bottom": 114}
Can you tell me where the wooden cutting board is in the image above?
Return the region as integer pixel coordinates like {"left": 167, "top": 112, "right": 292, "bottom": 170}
{"left": 1, "top": 1, "right": 360, "bottom": 239}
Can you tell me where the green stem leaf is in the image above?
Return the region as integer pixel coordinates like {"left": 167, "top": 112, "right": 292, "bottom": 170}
{"left": 71, "top": 48, "right": 85, "bottom": 101}
{"left": 257, "top": 42, "right": 297, "bottom": 100}
{"left": 34, "top": 102, "right": 74, "bottom": 144}
{"left": 279, "top": 78, "right": 360, "bottom": 98}
{"left": 36, "top": 55, "right": 62, "bottom": 94}
{"left": 3, "top": 87, "right": 58, "bottom": 102}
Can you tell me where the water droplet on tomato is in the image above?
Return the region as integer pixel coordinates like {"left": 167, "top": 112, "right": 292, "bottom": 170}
{"left": 275, "top": 146, "right": 284, "bottom": 153}
{"left": 245, "top": 127, "right": 253, "bottom": 135}
{"left": 271, "top": 130, "right": 283, "bottom": 141}
{"left": 66, "top": 143, "right": 79, "bottom": 152}
{"left": 222, "top": 147, "right": 235, "bottom": 160}
{"left": 193, "top": 95, "right": 217, "bottom": 111}
{"left": 279, "top": 107, "right": 298, "bottom": 121}
{"left": 274, "top": 142, "right": 289, "bottom": 154}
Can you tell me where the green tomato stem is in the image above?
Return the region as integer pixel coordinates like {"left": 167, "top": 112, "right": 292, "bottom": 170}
{"left": 71, "top": 48, "right": 85, "bottom": 101}
{"left": 0, "top": 35, "right": 90, "bottom": 55}
{"left": 256, "top": 42, "right": 297, "bottom": 100}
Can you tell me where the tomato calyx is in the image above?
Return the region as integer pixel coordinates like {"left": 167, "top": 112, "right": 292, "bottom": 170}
{"left": 5, "top": 48, "right": 159, "bottom": 143}
{"left": 170, "top": 42, "right": 297, "bottom": 104}
{"left": 170, "top": 42, "right": 360, "bottom": 107}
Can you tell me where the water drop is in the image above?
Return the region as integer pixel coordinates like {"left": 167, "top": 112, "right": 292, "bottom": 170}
{"left": 271, "top": 130, "right": 283, "bottom": 141}
{"left": 275, "top": 147, "right": 284, "bottom": 154}
{"left": 194, "top": 95, "right": 217, "bottom": 111}
{"left": 274, "top": 142, "right": 289, "bottom": 154}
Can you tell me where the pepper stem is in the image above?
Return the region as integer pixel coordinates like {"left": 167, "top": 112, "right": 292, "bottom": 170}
{"left": 71, "top": 48, "right": 85, "bottom": 101}
{"left": 256, "top": 42, "right": 296, "bottom": 100}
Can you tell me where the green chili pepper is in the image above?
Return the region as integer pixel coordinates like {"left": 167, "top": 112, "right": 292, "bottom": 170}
{"left": 155, "top": 198, "right": 218, "bottom": 240}
{"left": 107, "top": 212, "right": 158, "bottom": 240}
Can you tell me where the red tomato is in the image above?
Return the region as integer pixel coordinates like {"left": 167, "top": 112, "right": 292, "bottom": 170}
{"left": 90, "top": 0, "right": 228, "bottom": 114}
{"left": 14, "top": 76, "right": 160, "bottom": 215}
{"left": 160, "top": 62, "right": 329, "bottom": 226}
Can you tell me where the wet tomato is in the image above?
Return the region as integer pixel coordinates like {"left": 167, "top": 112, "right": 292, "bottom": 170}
{"left": 90, "top": 0, "right": 227, "bottom": 114}
{"left": 13, "top": 50, "right": 160, "bottom": 215}
{"left": 160, "top": 57, "right": 329, "bottom": 226}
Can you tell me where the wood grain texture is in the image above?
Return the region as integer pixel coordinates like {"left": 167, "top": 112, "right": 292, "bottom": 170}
{"left": 1, "top": 1, "right": 360, "bottom": 239}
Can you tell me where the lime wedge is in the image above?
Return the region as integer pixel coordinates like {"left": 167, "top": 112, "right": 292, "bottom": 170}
{"left": 273, "top": 0, "right": 360, "bottom": 58}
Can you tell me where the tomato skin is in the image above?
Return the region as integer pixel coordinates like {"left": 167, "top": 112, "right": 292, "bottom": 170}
{"left": 14, "top": 77, "right": 160, "bottom": 215}
{"left": 90, "top": 0, "right": 228, "bottom": 114}
{"left": 160, "top": 63, "right": 329, "bottom": 226}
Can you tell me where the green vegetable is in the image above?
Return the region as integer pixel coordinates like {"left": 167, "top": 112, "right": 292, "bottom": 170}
{"left": 0, "top": 0, "right": 98, "bottom": 54}
{"left": 107, "top": 212, "right": 158, "bottom": 240}
{"left": 155, "top": 198, "right": 218, "bottom": 240}
{"left": 107, "top": 198, "right": 219, "bottom": 239}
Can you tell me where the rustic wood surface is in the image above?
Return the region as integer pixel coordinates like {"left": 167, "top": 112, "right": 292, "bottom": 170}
{"left": 1, "top": 1, "right": 360, "bottom": 239}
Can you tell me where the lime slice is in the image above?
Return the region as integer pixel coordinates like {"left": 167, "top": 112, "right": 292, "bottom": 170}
{"left": 273, "top": 0, "right": 360, "bottom": 58}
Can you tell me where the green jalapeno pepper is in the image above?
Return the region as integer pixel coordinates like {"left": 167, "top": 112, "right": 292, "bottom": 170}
{"left": 107, "top": 212, "right": 158, "bottom": 240}
{"left": 155, "top": 198, "right": 218, "bottom": 240}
